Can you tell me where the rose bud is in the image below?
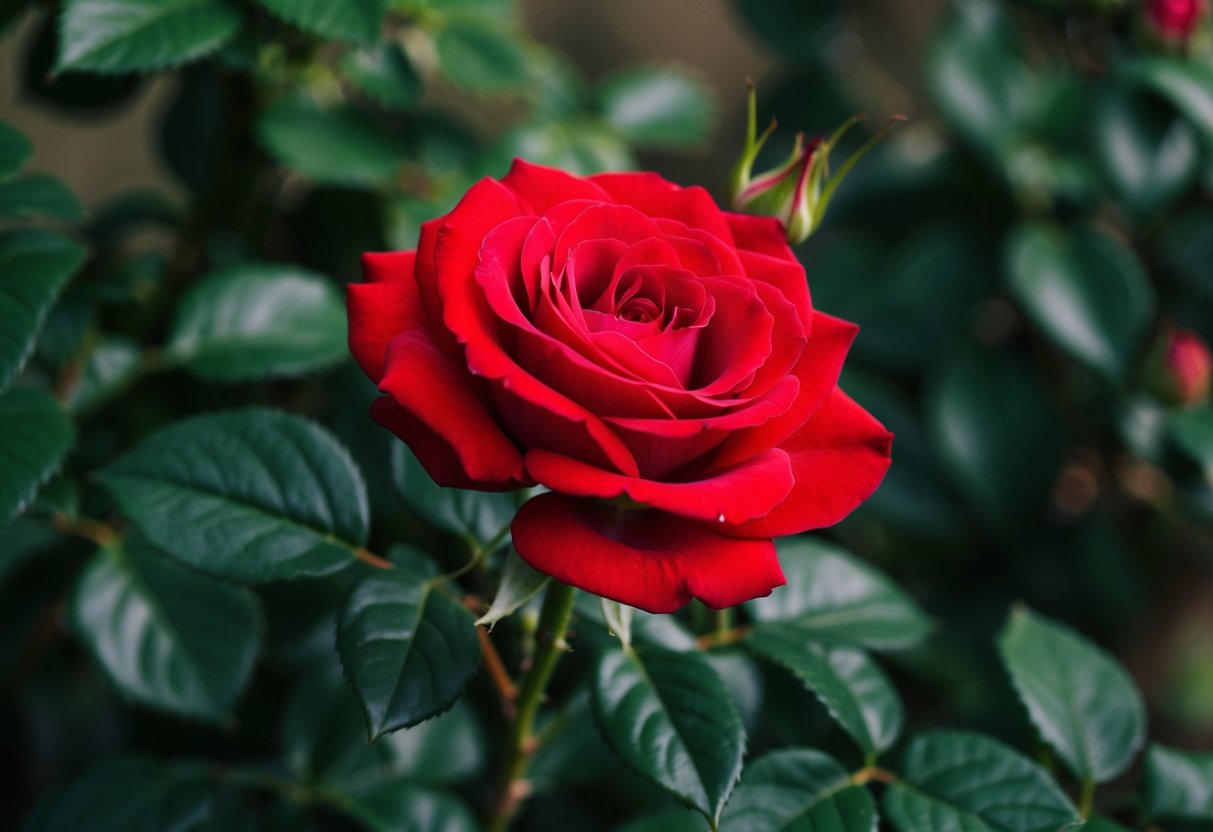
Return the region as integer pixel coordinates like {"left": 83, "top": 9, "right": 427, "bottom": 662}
{"left": 1156, "top": 328, "right": 1213, "bottom": 406}
{"left": 728, "top": 82, "right": 903, "bottom": 245}
{"left": 1143, "top": 0, "right": 1207, "bottom": 40}
{"left": 350, "top": 160, "right": 892, "bottom": 613}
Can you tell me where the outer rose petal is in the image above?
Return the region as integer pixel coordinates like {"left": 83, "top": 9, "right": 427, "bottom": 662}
{"left": 725, "top": 212, "right": 800, "bottom": 263}
{"left": 512, "top": 493, "right": 785, "bottom": 613}
{"left": 370, "top": 397, "right": 528, "bottom": 491}
{"left": 349, "top": 251, "right": 424, "bottom": 381}
{"left": 719, "top": 388, "right": 893, "bottom": 538}
{"left": 502, "top": 158, "right": 613, "bottom": 213}
{"left": 589, "top": 171, "right": 735, "bottom": 243}
{"left": 523, "top": 447, "right": 793, "bottom": 524}
{"left": 379, "top": 331, "right": 526, "bottom": 485}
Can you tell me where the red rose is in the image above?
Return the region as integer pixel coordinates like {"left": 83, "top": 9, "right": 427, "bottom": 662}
{"left": 1164, "top": 328, "right": 1212, "bottom": 406}
{"left": 1145, "top": 0, "right": 1206, "bottom": 39}
{"left": 349, "top": 160, "right": 892, "bottom": 613}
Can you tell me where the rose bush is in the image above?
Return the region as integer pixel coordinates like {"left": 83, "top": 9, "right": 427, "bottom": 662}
{"left": 349, "top": 159, "right": 892, "bottom": 613}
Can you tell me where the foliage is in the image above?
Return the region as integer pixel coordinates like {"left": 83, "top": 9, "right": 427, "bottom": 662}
{"left": 1, "top": 0, "right": 1211, "bottom": 829}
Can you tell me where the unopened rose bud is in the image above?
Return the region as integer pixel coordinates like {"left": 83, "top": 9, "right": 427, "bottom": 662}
{"left": 1143, "top": 0, "right": 1207, "bottom": 41}
{"left": 729, "top": 83, "right": 903, "bottom": 245}
{"left": 1160, "top": 328, "right": 1212, "bottom": 406}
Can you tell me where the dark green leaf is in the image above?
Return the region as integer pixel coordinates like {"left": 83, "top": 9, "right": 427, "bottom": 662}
{"left": 1160, "top": 206, "right": 1213, "bottom": 295}
{"left": 1004, "top": 223, "right": 1153, "bottom": 379}
{"left": 925, "top": 2, "right": 1033, "bottom": 152}
{"left": 391, "top": 443, "right": 517, "bottom": 545}
{"left": 257, "top": 97, "right": 404, "bottom": 186}
{"left": 253, "top": 0, "right": 384, "bottom": 43}
{"left": 56, "top": 0, "right": 242, "bottom": 74}
{"left": 1081, "top": 817, "right": 1133, "bottom": 832}
{"left": 0, "top": 173, "right": 84, "bottom": 221}
{"left": 1142, "top": 744, "right": 1213, "bottom": 823}
{"left": 720, "top": 749, "right": 878, "bottom": 831}
{"left": 592, "top": 645, "right": 744, "bottom": 826}
{"left": 435, "top": 19, "right": 528, "bottom": 92}
{"left": 98, "top": 409, "right": 368, "bottom": 582}
{"left": 927, "top": 348, "right": 1062, "bottom": 526}
{"left": 1094, "top": 88, "right": 1201, "bottom": 218}
{"left": 998, "top": 607, "right": 1146, "bottom": 784}
{"left": 338, "top": 569, "right": 480, "bottom": 738}
{"left": 746, "top": 537, "right": 932, "bottom": 651}
{"left": 166, "top": 263, "right": 347, "bottom": 381}
{"left": 341, "top": 43, "right": 421, "bottom": 110}
{"left": 1170, "top": 406, "right": 1213, "bottom": 478}
{"left": 883, "top": 731, "right": 1082, "bottom": 832}
{"left": 489, "top": 120, "right": 635, "bottom": 176}
{"left": 0, "top": 229, "right": 87, "bottom": 393}
{"left": 26, "top": 756, "right": 212, "bottom": 832}
{"left": 597, "top": 66, "right": 716, "bottom": 148}
{"left": 747, "top": 625, "right": 902, "bottom": 757}
{"left": 66, "top": 336, "right": 143, "bottom": 414}
{"left": 1124, "top": 58, "right": 1213, "bottom": 141}
{"left": 475, "top": 548, "right": 547, "bottom": 629}
{"left": 340, "top": 782, "right": 478, "bottom": 832}
{"left": 0, "top": 119, "right": 32, "bottom": 180}
{"left": 617, "top": 809, "right": 706, "bottom": 832}
{"left": 71, "top": 539, "right": 261, "bottom": 720}
{"left": 730, "top": 0, "right": 840, "bottom": 60}
{"left": 0, "top": 387, "right": 74, "bottom": 528}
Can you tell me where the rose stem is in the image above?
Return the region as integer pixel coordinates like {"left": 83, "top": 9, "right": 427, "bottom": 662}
{"left": 486, "top": 580, "right": 578, "bottom": 832}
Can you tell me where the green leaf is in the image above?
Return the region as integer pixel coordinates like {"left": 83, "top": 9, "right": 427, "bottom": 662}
{"left": 66, "top": 336, "right": 143, "bottom": 414}
{"left": 391, "top": 443, "right": 517, "bottom": 545}
{"left": 284, "top": 671, "right": 483, "bottom": 791}
{"left": 617, "top": 809, "right": 706, "bottom": 832}
{"left": 1094, "top": 88, "right": 1201, "bottom": 219}
{"left": 998, "top": 607, "right": 1146, "bottom": 784}
{"left": 71, "top": 539, "right": 261, "bottom": 720}
{"left": 253, "top": 0, "right": 384, "bottom": 43}
{"left": 592, "top": 644, "right": 744, "bottom": 827}
{"left": 0, "top": 173, "right": 84, "bottom": 221}
{"left": 883, "top": 731, "right": 1082, "bottom": 832}
{"left": 1081, "top": 817, "right": 1133, "bottom": 832}
{"left": 927, "top": 348, "right": 1062, "bottom": 526}
{"left": 925, "top": 2, "right": 1033, "bottom": 153}
{"left": 1123, "top": 58, "right": 1213, "bottom": 141}
{"left": 0, "top": 119, "right": 32, "bottom": 180}
{"left": 165, "top": 263, "right": 347, "bottom": 381}
{"left": 475, "top": 548, "right": 547, "bottom": 629}
{"left": 1170, "top": 406, "right": 1213, "bottom": 479}
{"left": 1004, "top": 223, "right": 1153, "bottom": 379}
{"left": 1142, "top": 744, "right": 1213, "bottom": 823}
{"left": 0, "top": 387, "right": 74, "bottom": 528}
{"left": 490, "top": 119, "right": 635, "bottom": 176}
{"left": 98, "top": 408, "right": 368, "bottom": 582}
{"left": 56, "top": 0, "right": 242, "bottom": 74}
{"left": 597, "top": 65, "right": 716, "bottom": 148}
{"left": 0, "top": 229, "right": 87, "bottom": 394}
{"left": 341, "top": 43, "right": 421, "bottom": 110}
{"left": 746, "top": 625, "right": 902, "bottom": 757}
{"left": 25, "top": 756, "right": 212, "bottom": 832}
{"left": 746, "top": 537, "right": 932, "bottom": 651}
{"left": 720, "top": 749, "right": 878, "bottom": 831}
{"left": 338, "top": 568, "right": 481, "bottom": 738}
{"left": 257, "top": 97, "right": 404, "bottom": 186}
{"left": 340, "top": 782, "right": 478, "bottom": 832}
{"left": 435, "top": 19, "right": 528, "bottom": 93}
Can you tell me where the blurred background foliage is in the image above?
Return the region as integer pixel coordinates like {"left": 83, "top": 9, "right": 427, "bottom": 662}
{"left": 1, "top": 0, "right": 1212, "bottom": 829}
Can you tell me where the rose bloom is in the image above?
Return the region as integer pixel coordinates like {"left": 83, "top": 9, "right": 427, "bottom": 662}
{"left": 1164, "top": 328, "right": 1212, "bottom": 405}
{"left": 349, "top": 161, "right": 892, "bottom": 613}
{"left": 1145, "top": 0, "right": 1205, "bottom": 39}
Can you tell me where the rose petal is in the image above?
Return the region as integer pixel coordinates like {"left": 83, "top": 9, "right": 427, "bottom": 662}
{"left": 711, "top": 311, "right": 858, "bottom": 469}
{"left": 512, "top": 493, "right": 785, "bottom": 613}
{"left": 503, "top": 158, "right": 613, "bottom": 213}
{"left": 725, "top": 211, "right": 800, "bottom": 263}
{"left": 370, "top": 397, "right": 527, "bottom": 491}
{"left": 718, "top": 388, "right": 893, "bottom": 538}
{"left": 349, "top": 251, "right": 424, "bottom": 381}
{"left": 379, "top": 330, "right": 526, "bottom": 484}
{"left": 590, "top": 172, "right": 735, "bottom": 243}
{"left": 523, "top": 447, "right": 793, "bottom": 524}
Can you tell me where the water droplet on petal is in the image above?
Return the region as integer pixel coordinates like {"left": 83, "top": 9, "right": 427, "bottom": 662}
{"left": 716, "top": 512, "right": 726, "bottom": 523}
{"left": 502, "top": 377, "right": 512, "bottom": 389}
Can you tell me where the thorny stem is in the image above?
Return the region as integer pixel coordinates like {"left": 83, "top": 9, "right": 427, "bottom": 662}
{"left": 486, "top": 581, "right": 578, "bottom": 832}
{"left": 478, "top": 626, "right": 518, "bottom": 716}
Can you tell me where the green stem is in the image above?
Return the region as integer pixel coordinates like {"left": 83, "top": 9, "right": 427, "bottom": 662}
{"left": 1078, "top": 776, "right": 1095, "bottom": 818}
{"left": 486, "top": 580, "right": 578, "bottom": 832}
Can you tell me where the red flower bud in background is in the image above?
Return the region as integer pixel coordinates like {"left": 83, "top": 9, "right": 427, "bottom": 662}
{"left": 1144, "top": 0, "right": 1207, "bottom": 40}
{"left": 1161, "top": 328, "right": 1212, "bottom": 406}
{"left": 728, "top": 83, "right": 903, "bottom": 246}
